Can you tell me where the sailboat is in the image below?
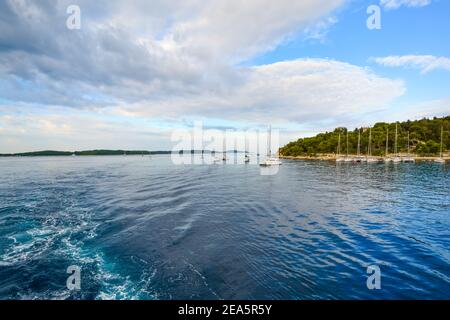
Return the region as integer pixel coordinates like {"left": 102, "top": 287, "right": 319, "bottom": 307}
{"left": 384, "top": 127, "right": 392, "bottom": 163}
{"left": 435, "top": 126, "right": 445, "bottom": 163}
{"left": 354, "top": 129, "right": 365, "bottom": 163}
{"left": 260, "top": 126, "right": 282, "bottom": 167}
{"left": 211, "top": 147, "right": 221, "bottom": 163}
{"left": 244, "top": 135, "right": 250, "bottom": 164}
{"left": 392, "top": 123, "right": 402, "bottom": 163}
{"left": 344, "top": 131, "right": 353, "bottom": 162}
{"left": 222, "top": 135, "right": 227, "bottom": 162}
{"left": 403, "top": 131, "right": 415, "bottom": 163}
{"left": 367, "top": 127, "right": 381, "bottom": 163}
{"left": 256, "top": 131, "right": 260, "bottom": 158}
{"left": 336, "top": 132, "right": 345, "bottom": 162}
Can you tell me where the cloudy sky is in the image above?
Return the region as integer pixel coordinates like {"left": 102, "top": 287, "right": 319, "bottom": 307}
{"left": 0, "top": 0, "right": 449, "bottom": 152}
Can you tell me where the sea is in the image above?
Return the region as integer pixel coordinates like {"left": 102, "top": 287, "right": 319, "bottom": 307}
{"left": 0, "top": 155, "right": 448, "bottom": 299}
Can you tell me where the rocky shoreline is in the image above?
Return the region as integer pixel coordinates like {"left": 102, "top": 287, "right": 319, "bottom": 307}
{"left": 279, "top": 155, "right": 449, "bottom": 162}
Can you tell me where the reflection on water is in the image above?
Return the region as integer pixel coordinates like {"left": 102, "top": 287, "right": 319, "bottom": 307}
{"left": 0, "top": 156, "right": 448, "bottom": 299}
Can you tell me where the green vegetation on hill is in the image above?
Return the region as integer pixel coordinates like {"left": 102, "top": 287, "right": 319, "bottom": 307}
{"left": 280, "top": 116, "right": 449, "bottom": 157}
{"left": 0, "top": 150, "right": 73, "bottom": 157}
{"left": 0, "top": 150, "right": 172, "bottom": 157}
{"left": 74, "top": 150, "right": 154, "bottom": 156}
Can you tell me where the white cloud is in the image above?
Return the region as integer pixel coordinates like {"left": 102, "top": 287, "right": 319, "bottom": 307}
{"left": 0, "top": 0, "right": 412, "bottom": 152}
{"left": 373, "top": 55, "right": 450, "bottom": 74}
{"left": 0, "top": 0, "right": 347, "bottom": 107}
{"left": 302, "top": 16, "right": 339, "bottom": 42}
{"left": 0, "top": 56, "right": 406, "bottom": 153}
{"left": 112, "top": 58, "right": 405, "bottom": 126}
{"left": 356, "top": 98, "right": 450, "bottom": 127}
{"left": 380, "top": 0, "right": 432, "bottom": 10}
{"left": 398, "top": 99, "right": 450, "bottom": 119}
{"left": 0, "top": 107, "right": 174, "bottom": 153}
{"left": 163, "top": 0, "right": 346, "bottom": 63}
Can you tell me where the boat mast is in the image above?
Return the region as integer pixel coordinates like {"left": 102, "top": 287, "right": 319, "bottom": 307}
{"left": 357, "top": 129, "right": 361, "bottom": 157}
{"left": 257, "top": 130, "right": 260, "bottom": 157}
{"left": 267, "top": 125, "right": 272, "bottom": 157}
{"left": 407, "top": 131, "right": 410, "bottom": 155}
{"left": 346, "top": 130, "right": 349, "bottom": 157}
{"left": 386, "top": 127, "right": 389, "bottom": 156}
{"left": 368, "top": 127, "right": 372, "bottom": 157}
{"left": 244, "top": 134, "right": 249, "bottom": 162}
{"left": 245, "top": 134, "right": 248, "bottom": 154}
{"left": 440, "top": 126, "right": 444, "bottom": 158}
{"left": 338, "top": 133, "right": 341, "bottom": 156}
{"left": 223, "top": 134, "right": 226, "bottom": 161}
{"left": 394, "top": 123, "right": 398, "bottom": 156}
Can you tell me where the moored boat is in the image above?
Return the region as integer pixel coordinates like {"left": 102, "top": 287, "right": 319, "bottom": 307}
{"left": 435, "top": 126, "right": 445, "bottom": 164}
{"left": 260, "top": 126, "right": 282, "bottom": 167}
{"left": 260, "top": 157, "right": 282, "bottom": 166}
{"left": 403, "top": 131, "right": 415, "bottom": 163}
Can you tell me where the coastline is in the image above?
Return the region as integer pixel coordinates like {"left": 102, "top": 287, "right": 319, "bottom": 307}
{"left": 280, "top": 155, "right": 450, "bottom": 162}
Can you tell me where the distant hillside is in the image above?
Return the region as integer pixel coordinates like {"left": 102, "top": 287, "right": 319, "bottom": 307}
{"left": 0, "top": 150, "right": 172, "bottom": 157}
{"left": 280, "top": 116, "right": 449, "bottom": 157}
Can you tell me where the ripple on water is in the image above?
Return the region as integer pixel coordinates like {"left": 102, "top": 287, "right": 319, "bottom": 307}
{"left": 0, "top": 156, "right": 449, "bottom": 299}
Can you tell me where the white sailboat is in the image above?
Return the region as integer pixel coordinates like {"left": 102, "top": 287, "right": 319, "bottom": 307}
{"left": 384, "top": 127, "right": 392, "bottom": 163}
{"left": 211, "top": 149, "right": 221, "bottom": 163}
{"left": 403, "top": 131, "right": 415, "bottom": 163}
{"left": 367, "top": 127, "right": 381, "bottom": 163}
{"left": 336, "top": 132, "right": 345, "bottom": 162}
{"left": 244, "top": 135, "right": 250, "bottom": 164}
{"left": 354, "top": 129, "right": 365, "bottom": 163}
{"left": 435, "top": 126, "right": 445, "bottom": 163}
{"left": 260, "top": 125, "right": 282, "bottom": 167}
{"left": 256, "top": 132, "right": 260, "bottom": 158}
{"left": 392, "top": 123, "right": 402, "bottom": 163}
{"left": 344, "top": 131, "right": 353, "bottom": 162}
{"left": 222, "top": 135, "right": 227, "bottom": 162}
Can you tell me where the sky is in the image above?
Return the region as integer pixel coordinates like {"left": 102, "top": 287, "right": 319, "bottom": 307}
{"left": 0, "top": 0, "right": 449, "bottom": 152}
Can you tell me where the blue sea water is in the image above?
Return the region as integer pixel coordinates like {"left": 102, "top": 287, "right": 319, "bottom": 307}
{"left": 0, "top": 155, "right": 449, "bottom": 300}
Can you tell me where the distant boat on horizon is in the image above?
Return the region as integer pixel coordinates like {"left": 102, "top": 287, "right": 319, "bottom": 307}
{"left": 222, "top": 135, "right": 227, "bottom": 162}
{"left": 244, "top": 135, "right": 250, "bottom": 164}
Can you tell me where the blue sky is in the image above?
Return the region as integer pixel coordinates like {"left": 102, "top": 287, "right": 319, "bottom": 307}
{"left": 251, "top": 0, "right": 450, "bottom": 105}
{"left": 0, "top": 0, "right": 448, "bottom": 152}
